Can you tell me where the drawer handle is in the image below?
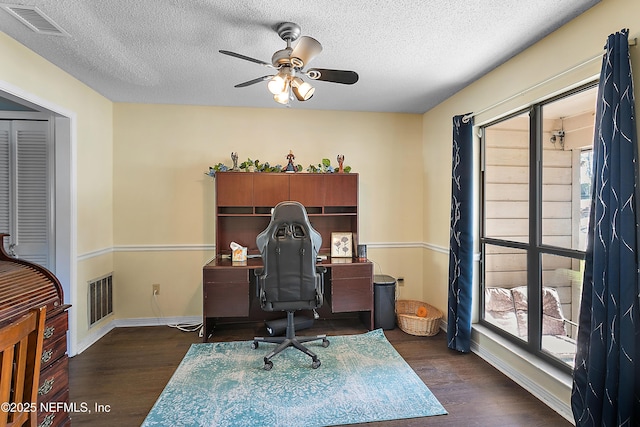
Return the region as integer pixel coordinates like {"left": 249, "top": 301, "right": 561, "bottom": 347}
{"left": 43, "top": 326, "right": 55, "bottom": 339}
{"left": 38, "top": 378, "right": 55, "bottom": 395}
{"left": 38, "top": 414, "right": 55, "bottom": 427}
{"left": 41, "top": 349, "right": 53, "bottom": 364}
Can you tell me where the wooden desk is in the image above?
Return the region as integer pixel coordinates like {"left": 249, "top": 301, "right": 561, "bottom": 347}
{"left": 202, "top": 257, "right": 373, "bottom": 341}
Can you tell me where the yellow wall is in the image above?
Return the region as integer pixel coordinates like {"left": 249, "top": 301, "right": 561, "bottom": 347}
{"left": 421, "top": 0, "right": 639, "bottom": 415}
{"left": 112, "top": 104, "right": 423, "bottom": 319}
{"left": 0, "top": 31, "right": 114, "bottom": 346}
{"left": 422, "top": 0, "right": 640, "bottom": 316}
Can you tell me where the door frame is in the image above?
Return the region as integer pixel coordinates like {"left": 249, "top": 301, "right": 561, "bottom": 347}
{"left": 0, "top": 79, "right": 77, "bottom": 355}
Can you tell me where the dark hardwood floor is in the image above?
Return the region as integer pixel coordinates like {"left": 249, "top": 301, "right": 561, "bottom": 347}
{"left": 68, "top": 319, "right": 573, "bottom": 426}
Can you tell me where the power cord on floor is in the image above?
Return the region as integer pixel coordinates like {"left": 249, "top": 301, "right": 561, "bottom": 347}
{"left": 151, "top": 291, "right": 203, "bottom": 334}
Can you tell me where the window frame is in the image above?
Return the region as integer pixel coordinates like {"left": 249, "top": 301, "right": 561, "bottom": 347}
{"left": 479, "top": 81, "right": 596, "bottom": 372}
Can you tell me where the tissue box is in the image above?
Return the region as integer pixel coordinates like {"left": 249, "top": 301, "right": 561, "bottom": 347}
{"left": 232, "top": 246, "right": 247, "bottom": 262}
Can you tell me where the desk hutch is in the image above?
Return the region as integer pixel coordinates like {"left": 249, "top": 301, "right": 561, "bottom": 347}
{"left": 202, "top": 172, "right": 373, "bottom": 341}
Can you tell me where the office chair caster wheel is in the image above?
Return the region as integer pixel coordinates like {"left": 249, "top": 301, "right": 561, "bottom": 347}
{"left": 311, "top": 359, "right": 321, "bottom": 369}
{"left": 251, "top": 341, "right": 258, "bottom": 349}
{"left": 263, "top": 359, "right": 273, "bottom": 371}
{"left": 322, "top": 338, "right": 330, "bottom": 348}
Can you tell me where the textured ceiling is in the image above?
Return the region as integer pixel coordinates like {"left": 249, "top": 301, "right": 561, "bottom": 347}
{"left": 0, "top": 0, "right": 600, "bottom": 114}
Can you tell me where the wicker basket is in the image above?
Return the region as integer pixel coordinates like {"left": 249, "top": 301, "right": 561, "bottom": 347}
{"left": 395, "top": 300, "right": 443, "bottom": 336}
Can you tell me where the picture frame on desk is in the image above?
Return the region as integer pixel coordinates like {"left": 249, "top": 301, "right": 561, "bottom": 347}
{"left": 331, "top": 232, "right": 353, "bottom": 258}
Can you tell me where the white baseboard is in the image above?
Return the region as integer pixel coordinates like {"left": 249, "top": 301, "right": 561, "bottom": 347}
{"left": 73, "top": 316, "right": 202, "bottom": 356}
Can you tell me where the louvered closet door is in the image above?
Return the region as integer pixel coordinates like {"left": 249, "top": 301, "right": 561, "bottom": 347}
{"left": 0, "top": 120, "right": 52, "bottom": 268}
{"left": 0, "top": 121, "right": 10, "bottom": 252}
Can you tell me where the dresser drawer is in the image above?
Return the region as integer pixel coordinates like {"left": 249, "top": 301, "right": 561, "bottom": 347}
{"left": 38, "top": 356, "right": 68, "bottom": 404}
{"left": 43, "top": 311, "right": 68, "bottom": 345}
{"left": 40, "top": 335, "right": 67, "bottom": 368}
{"left": 37, "top": 388, "right": 70, "bottom": 427}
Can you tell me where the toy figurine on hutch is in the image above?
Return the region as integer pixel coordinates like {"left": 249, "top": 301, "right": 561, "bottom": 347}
{"left": 284, "top": 150, "right": 297, "bottom": 172}
{"left": 337, "top": 154, "right": 345, "bottom": 173}
{"left": 231, "top": 152, "right": 239, "bottom": 171}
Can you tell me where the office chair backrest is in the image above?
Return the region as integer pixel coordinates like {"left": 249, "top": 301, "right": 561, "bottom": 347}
{"left": 256, "top": 201, "right": 322, "bottom": 310}
{"left": 0, "top": 306, "right": 46, "bottom": 427}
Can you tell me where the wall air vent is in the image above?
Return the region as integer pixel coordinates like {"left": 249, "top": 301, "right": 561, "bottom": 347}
{"left": 88, "top": 273, "right": 114, "bottom": 327}
{"left": 0, "top": 4, "right": 69, "bottom": 36}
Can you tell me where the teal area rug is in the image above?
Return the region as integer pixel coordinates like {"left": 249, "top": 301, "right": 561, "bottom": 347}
{"left": 142, "top": 329, "right": 447, "bottom": 426}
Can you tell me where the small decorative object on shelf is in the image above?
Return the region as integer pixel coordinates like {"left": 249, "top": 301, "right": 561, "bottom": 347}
{"left": 208, "top": 153, "right": 352, "bottom": 176}
{"left": 230, "top": 152, "right": 239, "bottom": 170}
{"left": 284, "top": 150, "right": 299, "bottom": 172}
{"left": 331, "top": 232, "right": 353, "bottom": 258}
{"left": 206, "top": 163, "right": 228, "bottom": 177}
{"left": 306, "top": 158, "right": 351, "bottom": 173}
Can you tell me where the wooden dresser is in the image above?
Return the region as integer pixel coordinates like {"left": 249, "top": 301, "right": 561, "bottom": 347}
{"left": 0, "top": 234, "right": 71, "bottom": 427}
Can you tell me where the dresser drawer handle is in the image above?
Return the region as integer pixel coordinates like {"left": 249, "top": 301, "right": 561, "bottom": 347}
{"left": 38, "top": 413, "right": 55, "bottom": 427}
{"left": 38, "top": 378, "right": 55, "bottom": 395}
{"left": 43, "top": 326, "right": 55, "bottom": 339}
{"left": 41, "top": 349, "right": 53, "bottom": 364}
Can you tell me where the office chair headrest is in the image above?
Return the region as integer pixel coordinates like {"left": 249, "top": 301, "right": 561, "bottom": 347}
{"left": 270, "top": 201, "right": 309, "bottom": 224}
{"left": 257, "top": 201, "right": 322, "bottom": 255}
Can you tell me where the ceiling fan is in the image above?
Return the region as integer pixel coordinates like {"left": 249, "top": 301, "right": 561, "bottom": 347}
{"left": 219, "top": 22, "right": 359, "bottom": 105}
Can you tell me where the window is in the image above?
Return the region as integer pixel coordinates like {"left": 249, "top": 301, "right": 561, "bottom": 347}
{"left": 480, "top": 83, "right": 597, "bottom": 370}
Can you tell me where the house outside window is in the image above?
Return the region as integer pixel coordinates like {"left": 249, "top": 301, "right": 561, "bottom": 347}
{"left": 480, "top": 83, "right": 597, "bottom": 370}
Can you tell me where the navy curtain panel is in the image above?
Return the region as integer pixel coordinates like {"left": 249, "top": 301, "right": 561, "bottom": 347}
{"left": 447, "top": 113, "right": 474, "bottom": 353}
{"left": 571, "top": 29, "right": 640, "bottom": 427}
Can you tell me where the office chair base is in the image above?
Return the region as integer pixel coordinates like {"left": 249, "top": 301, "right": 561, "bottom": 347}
{"left": 252, "top": 311, "right": 329, "bottom": 370}
{"left": 252, "top": 335, "right": 329, "bottom": 370}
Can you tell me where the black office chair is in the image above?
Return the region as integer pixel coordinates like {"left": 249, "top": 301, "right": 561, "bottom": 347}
{"left": 252, "top": 201, "right": 329, "bottom": 370}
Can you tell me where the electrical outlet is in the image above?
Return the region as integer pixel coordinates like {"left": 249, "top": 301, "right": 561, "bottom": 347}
{"left": 152, "top": 284, "right": 160, "bottom": 295}
{"left": 397, "top": 277, "right": 405, "bottom": 287}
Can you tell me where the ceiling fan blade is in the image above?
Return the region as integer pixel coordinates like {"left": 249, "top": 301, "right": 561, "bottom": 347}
{"left": 219, "top": 50, "right": 274, "bottom": 68}
{"left": 290, "top": 36, "right": 322, "bottom": 67}
{"left": 234, "top": 76, "right": 274, "bottom": 88}
{"left": 306, "top": 68, "right": 359, "bottom": 85}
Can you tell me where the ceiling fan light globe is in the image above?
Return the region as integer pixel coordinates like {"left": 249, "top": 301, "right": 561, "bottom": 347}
{"left": 267, "top": 75, "right": 286, "bottom": 95}
{"left": 274, "top": 92, "right": 290, "bottom": 105}
{"left": 292, "top": 78, "right": 315, "bottom": 101}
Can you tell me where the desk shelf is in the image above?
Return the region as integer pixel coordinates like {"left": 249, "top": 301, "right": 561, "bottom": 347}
{"left": 214, "top": 172, "right": 360, "bottom": 256}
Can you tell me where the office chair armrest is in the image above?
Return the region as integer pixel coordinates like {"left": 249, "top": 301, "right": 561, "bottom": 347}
{"left": 315, "top": 266, "right": 326, "bottom": 296}
{"left": 254, "top": 268, "right": 264, "bottom": 298}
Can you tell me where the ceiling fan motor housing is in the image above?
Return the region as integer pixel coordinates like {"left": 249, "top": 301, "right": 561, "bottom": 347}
{"left": 271, "top": 47, "right": 293, "bottom": 66}
{"left": 276, "top": 22, "right": 301, "bottom": 42}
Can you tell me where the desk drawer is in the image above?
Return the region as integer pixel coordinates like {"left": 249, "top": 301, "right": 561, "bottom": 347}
{"left": 331, "top": 264, "right": 372, "bottom": 279}
{"left": 332, "top": 277, "right": 373, "bottom": 312}
{"left": 204, "top": 282, "right": 249, "bottom": 317}
{"left": 204, "top": 269, "right": 249, "bottom": 284}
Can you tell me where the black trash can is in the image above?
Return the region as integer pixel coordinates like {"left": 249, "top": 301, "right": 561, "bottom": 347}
{"left": 374, "top": 274, "right": 396, "bottom": 330}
